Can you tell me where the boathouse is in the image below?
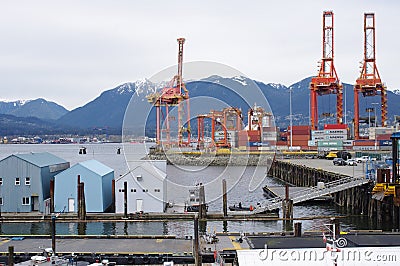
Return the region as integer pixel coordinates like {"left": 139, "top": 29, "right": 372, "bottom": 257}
{"left": 115, "top": 160, "right": 167, "bottom": 213}
{"left": 0, "top": 152, "right": 69, "bottom": 213}
{"left": 54, "top": 160, "right": 114, "bottom": 213}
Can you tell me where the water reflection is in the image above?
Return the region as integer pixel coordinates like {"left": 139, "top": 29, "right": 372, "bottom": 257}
{"left": 0, "top": 215, "right": 395, "bottom": 237}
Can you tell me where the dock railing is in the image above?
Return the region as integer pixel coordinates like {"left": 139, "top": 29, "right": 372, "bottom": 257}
{"left": 253, "top": 175, "right": 370, "bottom": 214}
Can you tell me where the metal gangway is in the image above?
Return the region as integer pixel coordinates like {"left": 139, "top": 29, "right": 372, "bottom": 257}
{"left": 253, "top": 176, "right": 370, "bottom": 214}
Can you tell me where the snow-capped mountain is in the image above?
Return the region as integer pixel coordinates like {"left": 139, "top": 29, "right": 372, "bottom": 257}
{"left": 0, "top": 98, "right": 68, "bottom": 121}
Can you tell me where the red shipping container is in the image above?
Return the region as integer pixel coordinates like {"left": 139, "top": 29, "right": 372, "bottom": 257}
{"left": 376, "top": 134, "right": 392, "bottom": 140}
{"left": 324, "top": 124, "right": 348, "bottom": 130}
{"left": 288, "top": 125, "right": 311, "bottom": 130}
{"left": 247, "top": 130, "right": 261, "bottom": 136}
{"left": 288, "top": 135, "right": 310, "bottom": 141}
{"left": 249, "top": 135, "right": 261, "bottom": 142}
{"left": 276, "top": 141, "right": 287, "bottom": 146}
{"left": 353, "top": 140, "right": 375, "bottom": 146}
{"left": 290, "top": 130, "right": 311, "bottom": 135}
{"left": 288, "top": 141, "right": 309, "bottom": 146}
{"left": 262, "top": 127, "right": 277, "bottom": 132}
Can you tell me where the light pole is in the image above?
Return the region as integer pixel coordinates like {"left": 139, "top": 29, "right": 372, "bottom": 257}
{"left": 289, "top": 87, "right": 293, "bottom": 150}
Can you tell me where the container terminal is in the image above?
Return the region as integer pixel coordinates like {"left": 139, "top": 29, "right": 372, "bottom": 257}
{"left": 0, "top": 11, "right": 400, "bottom": 266}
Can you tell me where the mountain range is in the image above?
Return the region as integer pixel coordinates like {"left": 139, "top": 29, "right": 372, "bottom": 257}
{"left": 1, "top": 76, "right": 399, "bottom": 136}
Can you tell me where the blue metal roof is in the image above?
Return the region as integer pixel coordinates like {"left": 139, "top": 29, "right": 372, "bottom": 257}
{"left": 78, "top": 160, "right": 113, "bottom": 176}
{"left": 13, "top": 152, "right": 67, "bottom": 167}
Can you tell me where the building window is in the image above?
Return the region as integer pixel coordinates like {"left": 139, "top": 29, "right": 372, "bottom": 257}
{"left": 119, "top": 189, "right": 125, "bottom": 192}
{"left": 15, "top": 177, "right": 20, "bottom": 186}
{"left": 142, "top": 189, "right": 148, "bottom": 192}
{"left": 0, "top": 177, "right": 2, "bottom": 185}
{"left": 25, "top": 177, "right": 30, "bottom": 186}
{"left": 131, "top": 189, "right": 136, "bottom": 192}
{"left": 154, "top": 189, "right": 161, "bottom": 192}
{"left": 22, "top": 197, "right": 30, "bottom": 205}
{"left": 0, "top": 197, "right": 3, "bottom": 205}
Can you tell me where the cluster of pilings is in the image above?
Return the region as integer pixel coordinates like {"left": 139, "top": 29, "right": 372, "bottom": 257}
{"left": 268, "top": 160, "right": 400, "bottom": 229}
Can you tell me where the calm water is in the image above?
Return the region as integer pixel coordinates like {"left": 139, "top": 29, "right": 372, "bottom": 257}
{"left": 0, "top": 143, "right": 393, "bottom": 236}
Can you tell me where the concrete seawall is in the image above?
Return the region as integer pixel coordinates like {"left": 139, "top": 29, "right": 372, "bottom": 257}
{"left": 143, "top": 152, "right": 273, "bottom": 166}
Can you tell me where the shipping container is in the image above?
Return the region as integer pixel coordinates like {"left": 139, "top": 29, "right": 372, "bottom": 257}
{"left": 308, "top": 140, "right": 317, "bottom": 146}
{"left": 288, "top": 135, "right": 310, "bottom": 141}
{"left": 324, "top": 134, "right": 347, "bottom": 140}
{"left": 289, "top": 141, "right": 309, "bottom": 146}
{"left": 248, "top": 135, "right": 261, "bottom": 142}
{"left": 379, "top": 140, "right": 392, "bottom": 146}
{"left": 289, "top": 130, "right": 311, "bottom": 135}
{"left": 247, "top": 130, "right": 261, "bottom": 136}
{"left": 317, "top": 140, "right": 343, "bottom": 147}
{"left": 276, "top": 140, "right": 287, "bottom": 146}
{"left": 262, "top": 126, "right": 277, "bottom": 132}
{"left": 311, "top": 136, "right": 325, "bottom": 141}
{"left": 288, "top": 125, "right": 311, "bottom": 130}
{"left": 353, "top": 140, "right": 375, "bottom": 146}
{"left": 311, "top": 130, "right": 325, "bottom": 136}
{"left": 324, "top": 124, "right": 348, "bottom": 130}
{"left": 325, "top": 129, "right": 348, "bottom": 135}
{"left": 376, "top": 134, "right": 393, "bottom": 140}
{"left": 343, "top": 140, "right": 354, "bottom": 146}
{"left": 353, "top": 146, "right": 377, "bottom": 151}
{"left": 248, "top": 141, "right": 268, "bottom": 147}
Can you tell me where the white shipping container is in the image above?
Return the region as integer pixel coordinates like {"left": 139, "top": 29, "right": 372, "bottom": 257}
{"left": 325, "top": 129, "right": 347, "bottom": 135}
{"left": 343, "top": 140, "right": 354, "bottom": 146}
{"left": 324, "top": 134, "right": 348, "bottom": 140}
{"left": 352, "top": 146, "right": 377, "bottom": 151}
{"left": 311, "top": 136, "right": 325, "bottom": 140}
{"left": 311, "top": 130, "right": 325, "bottom": 136}
{"left": 308, "top": 140, "right": 317, "bottom": 146}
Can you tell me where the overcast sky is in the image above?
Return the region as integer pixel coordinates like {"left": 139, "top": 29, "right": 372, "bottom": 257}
{"left": 0, "top": 1, "right": 398, "bottom": 110}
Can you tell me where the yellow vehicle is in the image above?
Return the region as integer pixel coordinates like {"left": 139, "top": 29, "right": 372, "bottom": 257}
{"left": 325, "top": 151, "right": 338, "bottom": 159}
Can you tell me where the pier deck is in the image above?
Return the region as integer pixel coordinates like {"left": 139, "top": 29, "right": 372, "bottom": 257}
{"left": 280, "top": 158, "right": 365, "bottom": 178}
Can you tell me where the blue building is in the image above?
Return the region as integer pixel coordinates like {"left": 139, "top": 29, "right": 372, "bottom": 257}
{"left": 54, "top": 160, "right": 114, "bottom": 213}
{"left": 0, "top": 152, "right": 70, "bottom": 213}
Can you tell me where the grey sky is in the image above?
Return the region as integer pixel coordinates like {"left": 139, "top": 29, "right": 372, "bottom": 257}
{"left": 0, "top": 0, "right": 398, "bottom": 110}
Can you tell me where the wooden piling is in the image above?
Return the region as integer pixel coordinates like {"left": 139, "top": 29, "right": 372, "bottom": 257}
{"left": 123, "top": 181, "right": 128, "bottom": 218}
{"left": 8, "top": 246, "right": 14, "bottom": 266}
{"left": 50, "top": 180, "right": 54, "bottom": 213}
{"left": 199, "top": 185, "right": 206, "bottom": 219}
{"left": 222, "top": 179, "right": 227, "bottom": 217}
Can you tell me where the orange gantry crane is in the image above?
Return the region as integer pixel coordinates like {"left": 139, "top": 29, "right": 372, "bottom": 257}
{"left": 197, "top": 107, "right": 242, "bottom": 150}
{"left": 354, "top": 13, "right": 387, "bottom": 140}
{"left": 147, "top": 38, "right": 191, "bottom": 147}
{"left": 309, "top": 11, "right": 343, "bottom": 130}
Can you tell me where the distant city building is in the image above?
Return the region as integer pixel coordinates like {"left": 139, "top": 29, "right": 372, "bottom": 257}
{"left": 0, "top": 152, "right": 69, "bottom": 213}
{"left": 115, "top": 160, "right": 167, "bottom": 214}
{"left": 54, "top": 160, "right": 114, "bottom": 213}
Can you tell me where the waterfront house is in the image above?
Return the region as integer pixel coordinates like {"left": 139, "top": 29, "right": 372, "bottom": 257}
{"left": 115, "top": 160, "right": 167, "bottom": 213}
{"left": 0, "top": 152, "right": 70, "bottom": 213}
{"left": 54, "top": 160, "right": 114, "bottom": 213}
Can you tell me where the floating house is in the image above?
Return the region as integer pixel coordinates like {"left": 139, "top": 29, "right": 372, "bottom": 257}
{"left": 115, "top": 160, "right": 167, "bottom": 213}
{"left": 0, "top": 152, "right": 70, "bottom": 213}
{"left": 54, "top": 160, "right": 114, "bottom": 213}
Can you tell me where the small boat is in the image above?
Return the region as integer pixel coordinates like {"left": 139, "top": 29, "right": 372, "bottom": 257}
{"left": 228, "top": 202, "right": 253, "bottom": 211}
{"left": 185, "top": 183, "right": 208, "bottom": 212}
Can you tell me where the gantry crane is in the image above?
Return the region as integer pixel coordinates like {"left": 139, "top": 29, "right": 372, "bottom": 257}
{"left": 147, "top": 38, "right": 191, "bottom": 147}
{"left": 309, "top": 11, "right": 343, "bottom": 130}
{"left": 354, "top": 13, "right": 387, "bottom": 140}
{"left": 197, "top": 107, "right": 242, "bottom": 150}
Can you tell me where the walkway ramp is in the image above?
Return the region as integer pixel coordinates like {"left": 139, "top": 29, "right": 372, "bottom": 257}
{"left": 253, "top": 176, "right": 370, "bottom": 214}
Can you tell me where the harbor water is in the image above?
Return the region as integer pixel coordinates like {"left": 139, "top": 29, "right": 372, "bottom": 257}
{"left": 0, "top": 143, "right": 393, "bottom": 237}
